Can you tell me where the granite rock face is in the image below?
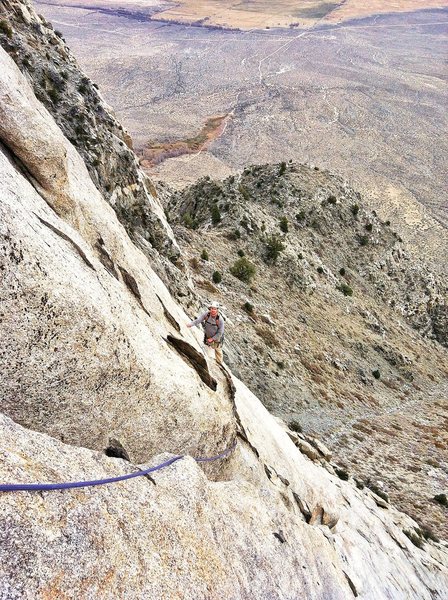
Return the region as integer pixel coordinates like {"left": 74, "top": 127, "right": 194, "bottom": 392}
{"left": 1, "top": 6, "right": 448, "bottom": 599}
{"left": 0, "top": 0, "right": 181, "bottom": 263}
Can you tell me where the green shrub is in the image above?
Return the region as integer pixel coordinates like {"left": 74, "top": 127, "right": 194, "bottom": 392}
{"left": 317, "top": 266, "right": 324, "bottom": 274}
{"left": 237, "top": 249, "right": 245, "bottom": 257}
{"left": 288, "top": 420, "right": 302, "bottom": 433}
{"left": 230, "top": 257, "right": 256, "bottom": 283}
{"left": 279, "top": 161, "right": 287, "bottom": 175}
{"left": 279, "top": 216, "right": 289, "bottom": 233}
{"left": 47, "top": 87, "right": 60, "bottom": 104}
{"left": 238, "top": 184, "right": 251, "bottom": 202}
{"left": 265, "top": 234, "right": 285, "bottom": 263}
{"left": 201, "top": 249, "right": 209, "bottom": 261}
{"left": 296, "top": 211, "right": 306, "bottom": 222}
{"left": 335, "top": 468, "right": 349, "bottom": 481}
{"left": 0, "top": 20, "right": 13, "bottom": 38}
{"left": 359, "top": 235, "right": 369, "bottom": 246}
{"left": 337, "top": 283, "right": 353, "bottom": 297}
{"left": 243, "top": 301, "right": 254, "bottom": 313}
{"left": 226, "top": 229, "right": 241, "bottom": 240}
{"left": 403, "top": 530, "right": 424, "bottom": 549}
{"left": 339, "top": 268, "right": 346, "bottom": 276}
{"left": 210, "top": 203, "right": 221, "bottom": 225}
{"left": 434, "top": 493, "right": 448, "bottom": 507}
{"left": 367, "top": 481, "right": 388, "bottom": 501}
{"left": 365, "top": 223, "right": 373, "bottom": 232}
{"left": 328, "top": 195, "right": 337, "bottom": 205}
{"left": 182, "top": 212, "right": 197, "bottom": 229}
{"left": 212, "top": 271, "right": 222, "bottom": 284}
{"left": 351, "top": 204, "right": 360, "bottom": 216}
{"left": 372, "top": 369, "right": 381, "bottom": 380}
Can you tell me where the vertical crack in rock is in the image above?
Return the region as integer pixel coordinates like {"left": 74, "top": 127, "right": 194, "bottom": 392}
{"left": 35, "top": 214, "right": 95, "bottom": 270}
{"left": 118, "top": 265, "right": 150, "bottom": 317}
{"left": 156, "top": 295, "right": 180, "bottom": 332}
{"left": 292, "top": 492, "right": 312, "bottom": 523}
{"left": 343, "top": 572, "right": 359, "bottom": 597}
{"left": 166, "top": 335, "right": 217, "bottom": 391}
{"left": 95, "top": 237, "right": 119, "bottom": 279}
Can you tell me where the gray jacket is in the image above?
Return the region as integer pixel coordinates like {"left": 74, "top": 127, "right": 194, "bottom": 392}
{"left": 190, "top": 311, "right": 224, "bottom": 343}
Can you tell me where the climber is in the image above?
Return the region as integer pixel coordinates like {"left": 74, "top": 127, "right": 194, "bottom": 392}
{"left": 187, "top": 301, "right": 224, "bottom": 364}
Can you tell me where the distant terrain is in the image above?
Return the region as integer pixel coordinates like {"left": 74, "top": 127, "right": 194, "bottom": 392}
{"left": 34, "top": 1, "right": 448, "bottom": 273}
{"left": 36, "top": 0, "right": 448, "bottom": 28}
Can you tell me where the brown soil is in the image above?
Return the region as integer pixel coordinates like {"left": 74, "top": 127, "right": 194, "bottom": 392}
{"left": 138, "top": 114, "right": 229, "bottom": 168}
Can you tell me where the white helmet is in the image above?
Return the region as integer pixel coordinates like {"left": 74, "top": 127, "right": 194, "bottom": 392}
{"left": 209, "top": 301, "right": 220, "bottom": 309}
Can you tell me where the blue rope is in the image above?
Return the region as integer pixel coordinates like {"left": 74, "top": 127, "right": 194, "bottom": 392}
{"left": 0, "top": 440, "right": 237, "bottom": 493}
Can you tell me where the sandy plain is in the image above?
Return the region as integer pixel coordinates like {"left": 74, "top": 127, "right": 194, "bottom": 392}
{"left": 153, "top": 0, "right": 448, "bottom": 29}
{"left": 34, "top": 2, "right": 448, "bottom": 272}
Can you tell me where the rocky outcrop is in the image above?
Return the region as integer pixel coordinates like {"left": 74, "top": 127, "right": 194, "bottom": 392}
{"left": 1, "top": 6, "right": 448, "bottom": 599}
{"left": 168, "top": 165, "right": 447, "bottom": 347}
{"left": 0, "top": 0, "right": 180, "bottom": 263}
{"left": 166, "top": 163, "right": 448, "bottom": 538}
{"left": 0, "top": 45, "right": 233, "bottom": 465}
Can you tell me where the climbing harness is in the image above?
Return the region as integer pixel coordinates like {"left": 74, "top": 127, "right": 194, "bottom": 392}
{"left": 0, "top": 439, "right": 237, "bottom": 493}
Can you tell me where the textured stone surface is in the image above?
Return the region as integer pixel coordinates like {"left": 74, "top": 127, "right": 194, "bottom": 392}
{"left": 0, "top": 9, "right": 448, "bottom": 599}
{"left": 0, "top": 47, "right": 234, "bottom": 465}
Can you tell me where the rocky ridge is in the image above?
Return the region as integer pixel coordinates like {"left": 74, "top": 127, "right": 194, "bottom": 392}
{"left": 0, "top": 1, "right": 448, "bottom": 598}
{"left": 0, "top": 0, "right": 196, "bottom": 302}
{"left": 166, "top": 163, "right": 448, "bottom": 537}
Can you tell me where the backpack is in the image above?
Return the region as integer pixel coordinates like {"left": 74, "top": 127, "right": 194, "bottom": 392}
{"left": 203, "top": 312, "right": 224, "bottom": 346}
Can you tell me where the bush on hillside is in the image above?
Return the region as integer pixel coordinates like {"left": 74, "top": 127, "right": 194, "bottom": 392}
{"left": 0, "top": 20, "right": 13, "bottom": 38}
{"left": 359, "top": 235, "right": 369, "bottom": 246}
{"left": 182, "top": 212, "right": 197, "bottom": 229}
{"left": 288, "top": 420, "right": 302, "bottom": 433}
{"left": 265, "top": 234, "right": 285, "bottom": 263}
{"left": 210, "top": 203, "right": 221, "bottom": 225}
{"left": 337, "top": 283, "right": 353, "bottom": 297}
{"left": 434, "top": 493, "right": 448, "bottom": 507}
{"left": 230, "top": 257, "right": 256, "bottom": 283}
{"left": 226, "top": 229, "right": 241, "bottom": 241}
{"left": 403, "top": 530, "right": 423, "bottom": 549}
{"left": 243, "top": 301, "right": 254, "bottom": 313}
{"left": 201, "top": 249, "right": 209, "bottom": 261}
{"left": 279, "top": 216, "right": 289, "bottom": 233}
{"left": 212, "top": 271, "right": 222, "bottom": 284}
